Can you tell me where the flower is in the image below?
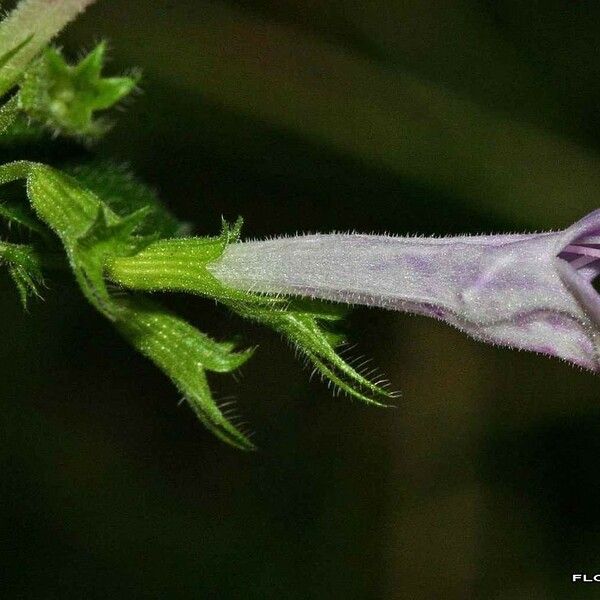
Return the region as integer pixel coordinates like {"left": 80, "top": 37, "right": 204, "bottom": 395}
{"left": 209, "top": 210, "right": 600, "bottom": 372}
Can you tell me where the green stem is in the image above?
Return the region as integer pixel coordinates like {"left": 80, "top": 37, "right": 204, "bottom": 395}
{"left": 0, "top": 0, "right": 98, "bottom": 96}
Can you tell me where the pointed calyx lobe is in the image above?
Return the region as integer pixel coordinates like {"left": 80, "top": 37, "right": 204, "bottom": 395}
{"left": 210, "top": 211, "right": 600, "bottom": 372}
{"left": 19, "top": 43, "right": 138, "bottom": 137}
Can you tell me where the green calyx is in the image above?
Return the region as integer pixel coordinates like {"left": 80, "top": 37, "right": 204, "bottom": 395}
{"left": 19, "top": 42, "right": 138, "bottom": 138}
{"left": 105, "top": 232, "right": 394, "bottom": 408}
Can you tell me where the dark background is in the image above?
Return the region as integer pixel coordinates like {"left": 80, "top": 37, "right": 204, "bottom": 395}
{"left": 1, "top": 1, "right": 600, "bottom": 598}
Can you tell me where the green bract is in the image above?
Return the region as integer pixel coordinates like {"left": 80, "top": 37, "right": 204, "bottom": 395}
{"left": 0, "top": 239, "right": 43, "bottom": 307}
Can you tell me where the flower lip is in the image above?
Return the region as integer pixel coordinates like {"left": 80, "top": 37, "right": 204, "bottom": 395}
{"left": 556, "top": 209, "right": 600, "bottom": 327}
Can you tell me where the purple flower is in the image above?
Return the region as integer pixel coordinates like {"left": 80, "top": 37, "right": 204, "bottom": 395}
{"left": 209, "top": 211, "right": 600, "bottom": 372}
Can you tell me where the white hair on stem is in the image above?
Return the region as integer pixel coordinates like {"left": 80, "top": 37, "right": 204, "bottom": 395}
{"left": 0, "top": 0, "right": 97, "bottom": 93}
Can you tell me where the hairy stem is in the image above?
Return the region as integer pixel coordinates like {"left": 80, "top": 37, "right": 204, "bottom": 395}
{"left": 0, "top": 0, "right": 97, "bottom": 95}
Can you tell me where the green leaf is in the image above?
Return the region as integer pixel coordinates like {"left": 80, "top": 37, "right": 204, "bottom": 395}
{"left": 0, "top": 94, "right": 21, "bottom": 136}
{"left": 0, "top": 196, "right": 47, "bottom": 237}
{"left": 68, "top": 161, "right": 182, "bottom": 238}
{"left": 0, "top": 35, "right": 33, "bottom": 96}
{"left": 0, "top": 240, "right": 43, "bottom": 307}
{"left": 19, "top": 43, "right": 138, "bottom": 138}
{"left": 0, "top": 35, "right": 33, "bottom": 72}
{"left": 115, "top": 296, "right": 255, "bottom": 451}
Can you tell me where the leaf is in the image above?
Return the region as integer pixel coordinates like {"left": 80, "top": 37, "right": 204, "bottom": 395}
{"left": 0, "top": 240, "right": 43, "bottom": 307}
{"left": 68, "top": 161, "right": 182, "bottom": 238}
{"left": 0, "top": 94, "right": 21, "bottom": 136}
{"left": 0, "top": 197, "right": 47, "bottom": 236}
{"left": 0, "top": 35, "right": 33, "bottom": 72}
{"left": 115, "top": 296, "right": 255, "bottom": 450}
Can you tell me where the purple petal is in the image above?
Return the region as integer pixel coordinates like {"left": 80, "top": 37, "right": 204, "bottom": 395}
{"left": 209, "top": 211, "right": 600, "bottom": 372}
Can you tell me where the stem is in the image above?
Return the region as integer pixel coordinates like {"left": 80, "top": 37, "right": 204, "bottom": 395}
{"left": 0, "top": 0, "right": 97, "bottom": 95}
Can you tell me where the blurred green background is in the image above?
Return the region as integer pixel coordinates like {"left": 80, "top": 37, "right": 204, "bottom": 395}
{"left": 1, "top": 1, "right": 600, "bottom": 598}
